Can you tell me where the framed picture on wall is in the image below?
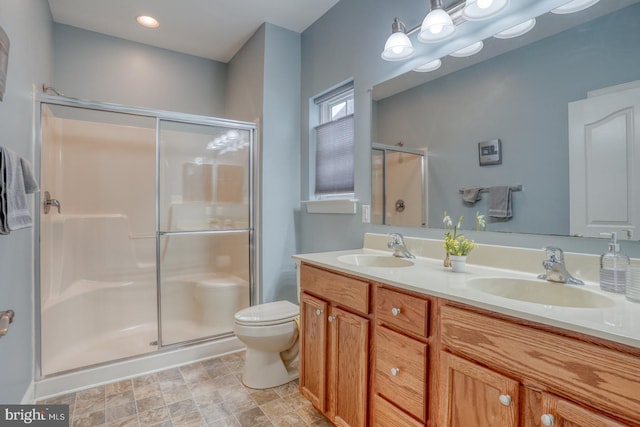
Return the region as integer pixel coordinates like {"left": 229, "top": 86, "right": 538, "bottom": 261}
{"left": 0, "top": 25, "right": 9, "bottom": 102}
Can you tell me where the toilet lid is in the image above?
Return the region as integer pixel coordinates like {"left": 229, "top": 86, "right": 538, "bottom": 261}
{"left": 234, "top": 301, "right": 299, "bottom": 326}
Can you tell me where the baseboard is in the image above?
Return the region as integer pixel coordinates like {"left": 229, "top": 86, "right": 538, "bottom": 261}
{"left": 21, "top": 381, "right": 35, "bottom": 404}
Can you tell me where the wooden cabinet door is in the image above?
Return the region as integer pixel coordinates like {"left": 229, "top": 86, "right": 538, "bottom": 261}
{"left": 300, "top": 293, "right": 328, "bottom": 412}
{"left": 329, "top": 306, "right": 369, "bottom": 427}
{"left": 439, "top": 352, "right": 519, "bottom": 427}
{"left": 540, "top": 392, "right": 631, "bottom": 427}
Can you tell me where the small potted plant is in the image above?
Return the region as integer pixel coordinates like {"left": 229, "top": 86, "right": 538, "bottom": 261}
{"left": 443, "top": 211, "right": 479, "bottom": 272}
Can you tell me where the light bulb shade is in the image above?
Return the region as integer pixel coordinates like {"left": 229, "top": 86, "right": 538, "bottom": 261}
{"left": 381, "top": 32, "right": 415, "bottom": 61}
{"left": 418, "top": 9, "right": 455, "bottom": 43}
{"left": 463, "top": 0, "right": 510, "bottom": 21}
{"left": 414, "top": 58, "right": 442, "bottom": 72}
{"left": 494, "top": 18, "right": 536, "bottom": 39}
{"left": 551, "top": 0, "right": 600, "bottom": 14}
{"left": 450, "top": 41, "right": 484, "bottom": 57}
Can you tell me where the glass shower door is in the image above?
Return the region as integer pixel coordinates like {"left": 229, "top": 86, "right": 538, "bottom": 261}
{"left": 39, "top": 104, "right": 158, "bottom": 375}
{"left": 158, "top": 119, "right": 252, "bottom": 346}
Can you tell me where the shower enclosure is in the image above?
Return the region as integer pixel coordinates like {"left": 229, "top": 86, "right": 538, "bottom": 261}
{"left": 371, "top": 143, "right": 426, "bottom": 227}
{"left": 36, "top": 95, "right": 256, "bottom": 377}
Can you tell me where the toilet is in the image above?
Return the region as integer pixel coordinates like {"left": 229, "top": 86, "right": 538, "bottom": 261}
{"left": 233, "top": 300, "right": 300, "bottom": 389}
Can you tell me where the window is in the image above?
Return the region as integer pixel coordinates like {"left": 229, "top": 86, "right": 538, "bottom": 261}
{"left": 314, "top": 83, "right": 354, "bottom": 199}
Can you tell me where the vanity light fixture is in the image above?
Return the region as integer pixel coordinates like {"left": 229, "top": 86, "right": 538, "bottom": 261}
{"left": 136, "top": 15, "right": 159, "bottom": 28}
{"left": 381, "top": 0, "right": 571, "bottom": 67}
{"left": 418, "top": 0, "right": 456, "bottom": 43}
{"left": 450, "top": 40, "right": 484, "bottom": 57}
{"left": 462, "top": 0, "right": 510, "bottom": 21}
{"left": 381, "top": 18, "right": 416, "bottom": 61}
{"left": 381, "top": 0, "right": 508, "bottom": 62}
{"left": 413, "top": 59, "right": 442, "bottom": 73}
{"left": 551, "top": 0, "right": 600, "bottom": 14}
{"left": 493, "top": 18, "right": 536, "bottom": 39}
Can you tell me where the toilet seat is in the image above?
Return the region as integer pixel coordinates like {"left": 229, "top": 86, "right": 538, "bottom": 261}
{"left": 234, "top": 300, "right": 299, "bottom": 326}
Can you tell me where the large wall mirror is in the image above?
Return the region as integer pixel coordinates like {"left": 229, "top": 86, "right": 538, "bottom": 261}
{"left": 371, "top": 0, "right": 640, "bottom": 238}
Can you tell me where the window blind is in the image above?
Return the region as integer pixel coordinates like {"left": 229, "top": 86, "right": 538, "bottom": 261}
{"left": 315, "top": 114, "right": 354, "bottom": 195}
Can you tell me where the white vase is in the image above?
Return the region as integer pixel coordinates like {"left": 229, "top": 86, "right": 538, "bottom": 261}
{"left": 450, "top": 255, "right": 467, "bottom": 273}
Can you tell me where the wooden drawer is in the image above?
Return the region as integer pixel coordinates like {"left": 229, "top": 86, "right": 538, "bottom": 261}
{"left": 376, "top": 286, "right": 429, "bottom": 337}
{"left": 300, "top": 263, "right": 370, "bottom": 315}
{"left": 441, "top": 305, "right": 640, "bottom": 424}
{"left": 372, "top": 394, "right": 425, "bottom": 427}
{"left": 374, "top": 326, "right": 428, "bottom": 422}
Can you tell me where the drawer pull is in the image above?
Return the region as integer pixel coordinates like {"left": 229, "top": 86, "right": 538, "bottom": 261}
{"left": 315, "top": 309, "right": 323, "bottom": 316}
{"left": 498, "top": 394, "right": 511, "bottom": 406}
{"left": 541, "top": 414, "right": 554, "bottom": 426}
{"left": 328, "top": 315, "right": 335, "bottom": 323}
{"left": 391, "top": 307, "right": 401, "bottom": 316}
{"left": 390, "top": 367, "right": 400, "bottom": 376}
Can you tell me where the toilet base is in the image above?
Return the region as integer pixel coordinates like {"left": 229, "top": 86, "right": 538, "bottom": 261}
{"left": 241, "top": 347, "right": 299, "bottom": 389}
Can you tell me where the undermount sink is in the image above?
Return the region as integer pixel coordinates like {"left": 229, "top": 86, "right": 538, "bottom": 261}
{"left": 466, "top": 277, "right": 615, "bottom": 308}
{"left": 337, "top": 254, "right": 414, "bottom": 268}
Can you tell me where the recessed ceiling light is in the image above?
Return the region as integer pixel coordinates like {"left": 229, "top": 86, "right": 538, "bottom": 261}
{"left": 136, "top": 15, "right": 159, "bottom": 29}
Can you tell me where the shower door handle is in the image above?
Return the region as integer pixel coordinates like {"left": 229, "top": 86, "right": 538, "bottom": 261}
{"left": 43, "top": 191, "right": 61, "bottom": 214}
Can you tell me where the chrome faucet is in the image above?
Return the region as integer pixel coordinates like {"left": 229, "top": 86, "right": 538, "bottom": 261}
{"left": 388, "top": 233, "right": 415, "bottom": 259}
{"left": 537, "top": 246, "right": 584, "bottom": 285}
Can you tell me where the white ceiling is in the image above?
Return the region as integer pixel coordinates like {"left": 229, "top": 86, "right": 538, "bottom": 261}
{"left": 47, "top": 0, "right": 340, "bottom": 63}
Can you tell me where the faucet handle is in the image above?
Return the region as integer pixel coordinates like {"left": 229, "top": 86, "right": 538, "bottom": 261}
{"left": 542, "top": 246, "right": 564, "bottom": 262}
{"left": 388, "top": 233, "right": 404, "bottom": 246}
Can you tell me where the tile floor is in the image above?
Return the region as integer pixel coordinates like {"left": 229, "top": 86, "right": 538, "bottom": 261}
{"left": 38, "top": 352, "right": 332, "bottom": 427}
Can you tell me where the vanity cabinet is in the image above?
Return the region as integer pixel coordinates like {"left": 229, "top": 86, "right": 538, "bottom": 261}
{"left": 540, "top": 392, "right": 630, "bottom": 427}
{"left": 439, "top": 351, "right": 519, "bottom": 426}
{"left": 439, "top": 304, "right": 640, "bottom": 427}
{"left": 299, "top": 264, "right": 371, "bottom": 427}
{"left": 372, "top": 286, "right": 431, "bottom": 426}
{"left": 297, "top": 262, "right": 640, "bottom": 427}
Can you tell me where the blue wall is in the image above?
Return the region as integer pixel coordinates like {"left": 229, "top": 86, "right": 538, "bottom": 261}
{"left": 0, "top": 0, "right": 53, "bottom": 403}
{"left": 225, "top": 23, "right": 301, "bottom": 304}
{"left": 53, "top": 24, "right": 228, "bottom": 116}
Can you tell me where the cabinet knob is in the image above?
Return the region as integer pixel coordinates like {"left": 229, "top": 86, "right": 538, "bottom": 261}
{"left": 315, "top": 309, "right": 323, "bottom": 316}
{"left": 328, "top": 315, "right": 335, "bottom": 322}
{"left": 390, "top": 367, "right": 400, "bottom": 376}
{"left": 541, "top": 414, "right": 555, "bottom": 427}
{"left": 391, "top": 307, "right": 401, "bottom": 316}
{"left": 498, "top": 394, "right": 512, "bottom": 406}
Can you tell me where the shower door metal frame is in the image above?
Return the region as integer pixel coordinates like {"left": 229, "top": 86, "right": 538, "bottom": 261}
{"left": 371, "top": 142, "right": 426, "bottom": 227}
{"left": 34, "top": 93, "right": 259, "bottom": 379}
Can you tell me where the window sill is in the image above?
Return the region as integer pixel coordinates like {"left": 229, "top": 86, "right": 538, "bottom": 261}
{"left": 303, "top": 199, "right": 358, "bottom": 214}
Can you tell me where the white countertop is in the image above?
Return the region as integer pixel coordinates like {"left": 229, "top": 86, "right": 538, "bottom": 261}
{"left": 293, "top": 243, "right": 640, "bottom": 350}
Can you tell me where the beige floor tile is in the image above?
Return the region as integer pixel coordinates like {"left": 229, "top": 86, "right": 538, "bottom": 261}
{"left": 105, "top": 402, "right": 137, "bottom": 423}
{"left": 72, "top": 409, "right": 106, "bottom": 427}
{"left": 235, "top": 407, "right": 270, "bottom": 427}
{"left": 136, "top": 393, "right": 166, "bottom": 413}
{"left": 138, "top": 406, "right": 171, "bottom": 427}
{"left": 247, "top": 389, "right": 280, "bottom": 406}
{"left": 106, "top": 414, "right": 139, "bottom": 427}
{"left": 162, "top": 385, "right": 193, "bottom": 405}
{"left": 106, "top": 390, "right": 135, "bottom": 408}
{"left": 268, "top": 411, "right": 308, "bottom": 427}
{"left": 106, "top": 380, "right": 133, "bottom": 397}
{"left": 52, "top": 352, "right": 319, "bottom": 427}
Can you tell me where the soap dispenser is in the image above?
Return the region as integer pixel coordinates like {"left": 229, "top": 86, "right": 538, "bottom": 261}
{"left": 600, "top": 232, "right": 630, "bottom": 293}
